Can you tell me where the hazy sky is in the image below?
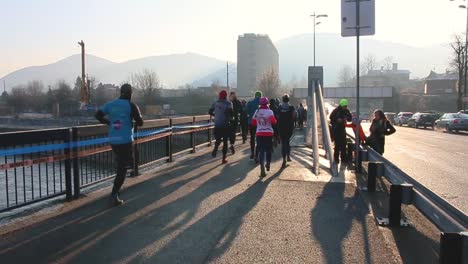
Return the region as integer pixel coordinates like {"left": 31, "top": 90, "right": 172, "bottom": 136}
{"left": 1, "top": 0, "right": 466, "bottom": 77}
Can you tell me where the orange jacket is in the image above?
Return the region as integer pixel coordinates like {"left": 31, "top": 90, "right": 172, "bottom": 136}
{"left": 345, "top": 123, "right": 366, "bottom": 142}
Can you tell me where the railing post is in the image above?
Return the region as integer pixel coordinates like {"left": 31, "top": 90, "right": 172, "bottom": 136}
{"left": 71, "top": 127, "right": 80, "bottom": 199}
{"left": 167, "top": 119, "right": 173, "bottom": 162}
{"left": 64, "top": 128, "right": 72, "bottom": 200}
{"left": 440, "top": 231, "right": 468, "bottom": 264}
{"left": 208, "top": 116, "right": 212, "bottom": 146}
{"left": 191, "top": 117, "right": 196, "bottom": 153}
{"left": 132, "top": 124, "right": 140, "bottom": 176}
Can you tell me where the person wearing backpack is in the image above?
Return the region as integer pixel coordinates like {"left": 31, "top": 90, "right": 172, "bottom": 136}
{"left": 367, "top": 109, "right": 396, "bottom": 155}
{"left": 277, "top": 94, "right": 296, "bottom": 168}
{"left": 246, "top": 91, "right": 262, "bottom": 161}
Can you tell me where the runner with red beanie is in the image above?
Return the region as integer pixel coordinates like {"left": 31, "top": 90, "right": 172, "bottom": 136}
{"left": 251, "top": 97, "right": 277, "bottom": 177}
{"left": 209, "top": 90, "right": 233, "bottom": 164}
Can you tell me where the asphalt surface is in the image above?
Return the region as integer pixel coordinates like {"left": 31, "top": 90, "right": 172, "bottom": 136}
{"left": 0, "top": 141, "right": 399, "bottom": 263}
{"left": 360, "top": 122, "right": 468, "bottom": 214}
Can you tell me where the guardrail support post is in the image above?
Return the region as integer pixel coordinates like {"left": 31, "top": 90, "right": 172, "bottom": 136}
{"left": 377, "top": 183, "right": 413, "bottom": 227}
{"left": 167, "top": 119, "right": 173, "bottom": 162}
{"left": 359, "top": 161, "right": 383, "bottom": 192}
{"left": 71, "top": 127, "right": 80, "bottom": 198}
{"left": 359, "top": 149, "right": 368, "bottom": 162}
{"left": 440, "top": 231, "right": 468, "bottom": 264}
{"left": 64, "top": 128, "right": 73, "bottom": 200}
{"left": 191, "top": 117, "right": 196, "bottom": 153}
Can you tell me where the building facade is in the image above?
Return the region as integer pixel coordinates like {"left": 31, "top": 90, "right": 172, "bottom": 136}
{"left": 237, "top": 34, "right": 279, "bottom": 97}
{"left": 423, "top": 70, "right": 458, "bottom": 95}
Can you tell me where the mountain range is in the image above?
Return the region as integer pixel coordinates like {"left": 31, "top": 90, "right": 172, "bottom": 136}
{"left": 0, "top": 33, "right": 451, "bottom": 91}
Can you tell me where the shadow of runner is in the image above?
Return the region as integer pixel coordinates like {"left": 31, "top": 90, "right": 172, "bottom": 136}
{"left": 142, "top": 167, "right": 285, "bottom": 263}
{"left": 0, "top": 149, "right": 252, "bottom": 263}
{"left": 311, "top": 164, "right": 372, "bottom": 264}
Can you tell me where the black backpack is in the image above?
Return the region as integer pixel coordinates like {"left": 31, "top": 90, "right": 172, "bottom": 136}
{"left": 278, "top": 105, "right": 295, "bottom": 127}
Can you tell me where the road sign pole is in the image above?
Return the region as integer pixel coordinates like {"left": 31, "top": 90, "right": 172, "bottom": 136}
{"left": 355, "top": 0, "right": 361, "bottom": 172}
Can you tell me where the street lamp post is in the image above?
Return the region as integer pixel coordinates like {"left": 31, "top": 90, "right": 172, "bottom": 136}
{"left": 310, "top": 13, "right": 328, "bottom": 67}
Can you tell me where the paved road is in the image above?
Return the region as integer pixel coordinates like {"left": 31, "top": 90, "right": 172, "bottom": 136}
{"left": 0, "top": 143, "right": 399, "bottom": 263}
{"left": 360, "top": 123, "right": 468, "bottom": 214}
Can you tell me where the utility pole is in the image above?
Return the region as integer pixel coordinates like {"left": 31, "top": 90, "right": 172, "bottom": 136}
{"left": 226, "top": 61, "right": 230, "bottom": 94}
{"left": 465, "top": 4, "right": 468, "bottom": 110}
{"left": 78, "top": 40, "right": 88, "bottom": 109}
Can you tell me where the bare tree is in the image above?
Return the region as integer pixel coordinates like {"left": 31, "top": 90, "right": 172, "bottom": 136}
{"left": 257, "top": 67, "right": 281, "bottom": 98}
{"left": 450, "top": 34, "right": 466, "bottom": 111}
{"left": 8, "top": 85, "right": 28, "bottom": 113}
{"left": 382, "top": 56, "right": 394, "bottom": 70}
{"left": 130, "top": 69, "right": 161, "bottom": 105}
{"left": 362, "top": 54, "right": 377, "bottom": 75}
{"left": 337, "top": 65, "right": 355, "bottom": 87}
{"left": 26, "top": 80, "right": 46, "bottom": 112}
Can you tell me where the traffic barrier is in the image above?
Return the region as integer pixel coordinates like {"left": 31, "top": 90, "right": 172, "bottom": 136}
{"left": 376, "top": 183, "right": 413, "bottom": 227}
{"left": 440, "top": 232, "right": 468, "bottom": 264}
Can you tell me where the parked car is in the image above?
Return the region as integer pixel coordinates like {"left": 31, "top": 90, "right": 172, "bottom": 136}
{"left": 459, "top": 110, "right": 468, "bottom": 114}
{"left": 407, "top": 112, "right": 436, "bottom": 129}
{"left": 394, "top": 112, "right": 414, "bottom": 126}
{"left": 434, "top": 113, "right": 468, "bottom": 133}
{"left": 384, "top": 112, "right": 396, "bottom": 124}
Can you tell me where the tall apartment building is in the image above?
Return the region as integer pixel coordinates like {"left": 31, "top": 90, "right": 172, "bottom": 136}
{"left": 237, "top": 34, "right": 279, "bottom": 97}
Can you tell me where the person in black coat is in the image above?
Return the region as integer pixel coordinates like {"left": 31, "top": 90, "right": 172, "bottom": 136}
{"left": 229, "top": 91, "right": 243, "bottom": 154}
{"left": 367, "top": 109, "right": 396, "bottom": 155}
{"left": 329, "top": 99, "right": 352, "bottom": 163}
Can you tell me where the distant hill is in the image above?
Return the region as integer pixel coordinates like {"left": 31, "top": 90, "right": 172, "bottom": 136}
{"left": 1, "top": 33, "right": 451, "bottom": 90}
{"left": 1, "top": 53, "right": 226, "bottom": 90}
{"left": 1, "top": 54, "right": 116, "bottom": 89}
{"left": 276, "top": 33, "right": 450, "bottom": 86}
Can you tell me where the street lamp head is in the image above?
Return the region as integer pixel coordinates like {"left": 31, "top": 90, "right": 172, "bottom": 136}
{"left": 317, "top": 14, "right": 328, "bottom": 18}
{"left": 316, "top": 22, "right": 322, "bottom": 26}
{"left": 459, "top": 4, "right": 467, "bottom": 8}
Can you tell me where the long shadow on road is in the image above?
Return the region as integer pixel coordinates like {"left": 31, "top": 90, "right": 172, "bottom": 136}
{"left": 0, "top": 148, "right": 259, "bottom": 263}
{"left": 311, "top": 163, "right": 373, "bottom": 264}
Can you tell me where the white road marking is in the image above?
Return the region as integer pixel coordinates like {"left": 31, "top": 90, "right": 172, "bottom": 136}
{"left": 418, "top": 142, "right": 436, "bottom": 148}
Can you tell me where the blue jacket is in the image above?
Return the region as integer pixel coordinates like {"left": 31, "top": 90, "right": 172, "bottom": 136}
{"left": 246, "top": 97, "right": 260, "bottom": 124}
{"left": 98, "top": 99, "right": 143, "bottom": 145}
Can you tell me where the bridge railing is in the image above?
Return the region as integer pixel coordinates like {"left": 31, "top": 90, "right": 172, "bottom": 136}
{"left": 0, "top": 115, "right": 214, "bottom": 212}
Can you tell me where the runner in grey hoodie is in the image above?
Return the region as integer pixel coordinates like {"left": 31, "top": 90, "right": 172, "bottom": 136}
{"left": 209, "top": 90, "right": 233, "bottom": 164}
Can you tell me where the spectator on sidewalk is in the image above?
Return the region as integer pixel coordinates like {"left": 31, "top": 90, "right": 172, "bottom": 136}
{"left": 367, "top": 109, "right": 396, "bottom": 155}
{"left": 329, "top": 99, "right": 352, "bottom": 163}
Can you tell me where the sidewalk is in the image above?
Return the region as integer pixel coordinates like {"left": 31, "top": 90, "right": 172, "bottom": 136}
{"left": 0, "top": 135, "right": 400, "bottom": 263}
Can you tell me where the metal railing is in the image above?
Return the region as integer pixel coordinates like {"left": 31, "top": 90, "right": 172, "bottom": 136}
{"left": 0, "top": 115, "right": 214, "bottom": 212}
{"left": 347, "top": 131, "right": 468, "bottom": 263}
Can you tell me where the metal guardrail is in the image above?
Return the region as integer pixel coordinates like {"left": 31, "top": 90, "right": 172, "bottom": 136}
{"left": 346, "top": 131, "right": 467, "bottom": 232}
{"left": 0, "top": 115, "right": 214, "bottom": 212}
{"left": 366, "top": 147, "right": 468, "bottom": 232}
{"left": 346, "top": 130, "right": 468, "bottom": 262}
